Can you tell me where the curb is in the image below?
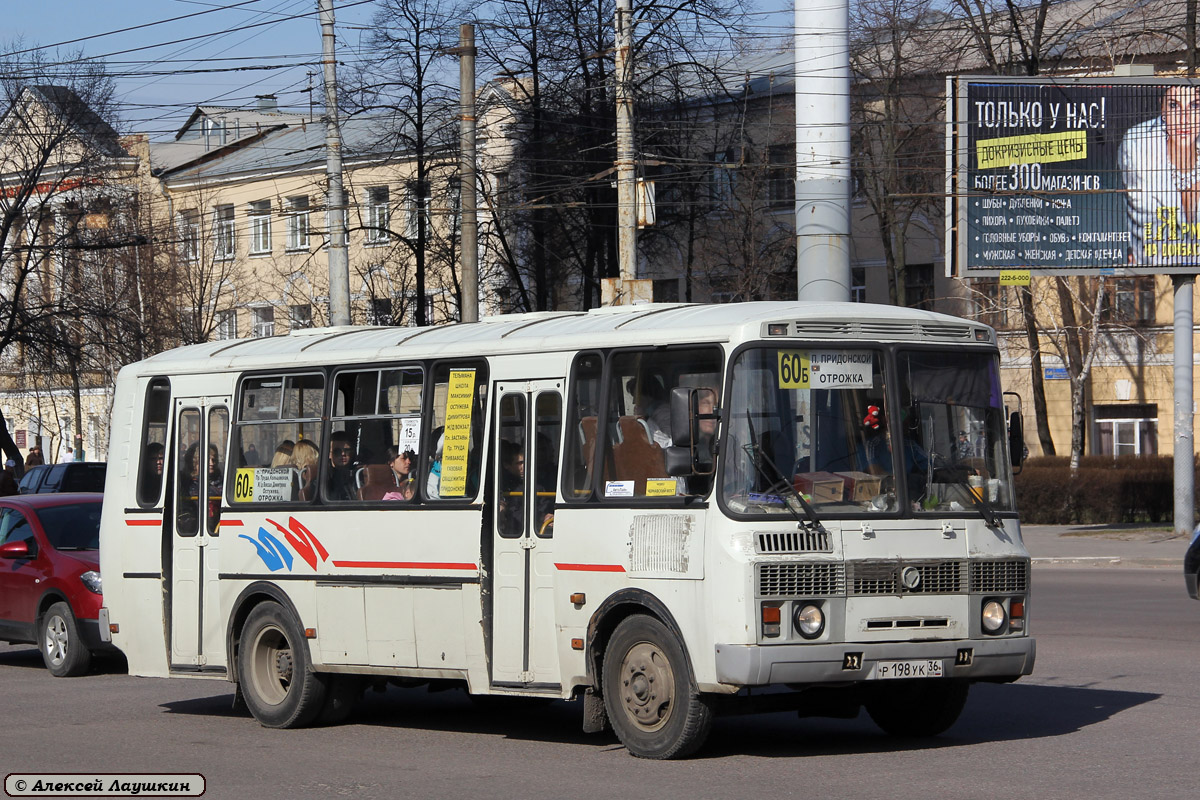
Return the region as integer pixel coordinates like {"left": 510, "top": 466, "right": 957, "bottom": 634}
{"left": 1033, "top": 556, "right": 1179, "bottom": 568}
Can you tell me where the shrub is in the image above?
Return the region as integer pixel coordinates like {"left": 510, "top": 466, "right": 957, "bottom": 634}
{"left": 1013, "top": 455, "right": 1186, "bottom": 524}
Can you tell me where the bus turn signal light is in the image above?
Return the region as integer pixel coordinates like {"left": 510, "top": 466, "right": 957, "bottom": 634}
{"left": 570, "top": 593, "right": 586, "bottom": 605}
{"left": 761, "top": 605, "right": 781, "bottom": 637}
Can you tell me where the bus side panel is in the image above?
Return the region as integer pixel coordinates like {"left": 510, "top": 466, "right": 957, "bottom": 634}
{"left": 102, "top": 371, "right": 171, "bottom": 678}
{"left": 551, "top": 508, "right": 713, "bottom": 693}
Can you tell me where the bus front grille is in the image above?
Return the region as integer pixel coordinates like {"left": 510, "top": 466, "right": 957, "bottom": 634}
{"left": 846, "top": 560, "right": 968, "bottom": 595}
{"left": 970, "top": 559, "right": 1030, "bottom": 593}
{"left": 757, "top": 563, "right": 845, "bottom": 597}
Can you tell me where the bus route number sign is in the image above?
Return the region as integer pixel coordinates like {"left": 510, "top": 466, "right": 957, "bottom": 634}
{"left": 777, "top": 351, "right": 811, "bottom": 389}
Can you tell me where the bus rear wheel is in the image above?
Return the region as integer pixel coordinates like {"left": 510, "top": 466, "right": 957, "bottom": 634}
{"left": 239, "top": 602, "right": 328, "bottom": 728}
{"left": 866, "top": 679, "right": 969, "bottom": 738}
{"left": 601, "top": 615, "right": 714, "bottom": 759}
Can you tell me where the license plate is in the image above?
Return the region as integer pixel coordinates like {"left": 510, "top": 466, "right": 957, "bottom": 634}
{"left": 873, "top": 659, "right": 944, "bottom": 680}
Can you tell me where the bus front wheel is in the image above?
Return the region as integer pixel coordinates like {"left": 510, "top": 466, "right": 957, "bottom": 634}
{"left": 238, "top": 602, "right": 328, "bottom": 728}
{"left": 866, "top": 679, "right": 969, "bottom": 738}
{"left": 601, "top": 615, "right": 714, "bottom": 759}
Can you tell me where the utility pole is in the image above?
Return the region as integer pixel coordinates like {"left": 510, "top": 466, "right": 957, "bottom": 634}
{"left": 319, "top": 0, "right": 351, "bottom": 326}
{"left": 455, "top": 24, "right": 479, "bottom": 322}
{"left": 614, "top": 0, "right": 636, "bottom": 303}
{"left": 794, "top": 0, "right": 851, "bottom": 302}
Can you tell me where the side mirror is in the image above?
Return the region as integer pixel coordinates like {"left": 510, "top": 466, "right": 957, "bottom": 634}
{"left": 0, "top": 540, "right": 31, "bottom": 559}
{"left": 1008, "top": 411, "right": 1025, "bottom": 472}
{"left": 669, "top": 386, "right": 694, "bottom": 447}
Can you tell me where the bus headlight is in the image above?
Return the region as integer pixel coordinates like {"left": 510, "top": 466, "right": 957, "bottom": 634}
{"left": 981, "top": 599, "right": 1007, "bottom": 634}
{"left": 794, "top": 603, "right": 825, "bottom": 639}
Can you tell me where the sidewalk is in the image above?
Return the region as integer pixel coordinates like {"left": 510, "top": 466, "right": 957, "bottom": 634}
{"left": 1021, "top": 524, "right": 1190, "bottom": 568}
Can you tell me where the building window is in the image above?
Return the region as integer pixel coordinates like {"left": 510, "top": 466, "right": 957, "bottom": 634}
{"left": 179, "top": 210, "right": 200, "bottom": 262}
{"left": 710, "top": 148, "right": 735, "bottom": 208}
{"left": 851, "top": 267, "right": 866, "bottom": 303}
{"left": 286, "top": 196, "right": 309, "bottom": 251}
{"left": 290, "top": 303, "right": 312, "bottom": 330}
{"left": 1101, "top": 277, "right": 1155, "bottom": 324}
{"left": 405, "top": 182, "right": 431, "bottom": 240}
{"left": 366, "top": 187, "right": 390, "bottom": 244}
{"left": 248, "top": 200, "right": 271, "bottom": 254}
{"left": 652, "top": 278, "right": 679, "bottom": 303}
{"left": 978, "top": 278, "right": 1011, "bottom": 329}
{"left": 252, "top": 306, "right": 275, "bottom": 338}
{"left": 214, "top": 309, "right": 237, "bottom": 341}
{"left": 213, "top": 204, "right": 235, "bottom": 261}
{"left": 1094, "top": 404, "right": 1157, "bottom": 456}
{"left": 369, "top": 298, "right": 393, "bottom": 326}
{"left": 905, "top": 263, "right": 935, "bottom": 310}
{"left": 768, "top": 144, "right": 794, "bottom": 208}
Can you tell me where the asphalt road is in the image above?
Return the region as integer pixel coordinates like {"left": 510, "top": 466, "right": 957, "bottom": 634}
{"left": 1, "top": 566, "right": 1195, "bottom": 800}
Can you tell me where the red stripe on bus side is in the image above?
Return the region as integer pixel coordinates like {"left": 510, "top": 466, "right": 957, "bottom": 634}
{"left": 219, "top": 520, "right": 244, "bottom": 527}
{"left": 554, "top": 563, "right": 626, "bottom": 573}
{"left": 125, "top": 519, "right": 161, "bottom": 527}
{"left": 331, "top": 560, "right": 478, "bottom": 571}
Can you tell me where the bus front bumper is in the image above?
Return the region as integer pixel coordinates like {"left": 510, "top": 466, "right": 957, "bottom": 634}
{"left": 714, "top": 637, "right": 1035, "bottom": 686}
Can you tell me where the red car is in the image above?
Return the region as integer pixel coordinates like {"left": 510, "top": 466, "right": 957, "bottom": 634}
{"left": 0, "top": 493, "right": 110, "bottom": 676}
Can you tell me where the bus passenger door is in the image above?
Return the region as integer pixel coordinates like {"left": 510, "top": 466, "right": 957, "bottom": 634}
{"left": 168, "top": 399, "right": 230, "bottom": 671}
{"left": 490, "top": 381, "right": 563, "bottom": 689}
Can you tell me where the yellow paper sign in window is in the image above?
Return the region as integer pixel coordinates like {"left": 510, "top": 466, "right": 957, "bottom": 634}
{"left": 645, "top": 478, "right": 678, "bottom": 497}
{"left": 777, "top": 350, "right": 811, "bottom": 389}
{"left": 439, "top": 370, "right": 476, "bottom": 496}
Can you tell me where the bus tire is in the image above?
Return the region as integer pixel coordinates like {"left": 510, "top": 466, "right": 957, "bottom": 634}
{"left": 601, "top": 614, "right": 714, "bottom": 759}
{"left": 866, "top": 679, "right": 969, "bottom": 738}
{"left": 238, "top": 602, "right": 328, "bottom": 728}
{"left": 318, "top": 675, "right": 363, "bottom": 725}
{"left": 40, "top": 602, "right": 91, "bottom": 678}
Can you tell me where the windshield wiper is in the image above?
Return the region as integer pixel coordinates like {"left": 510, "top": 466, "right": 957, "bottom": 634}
{"left": 931, "top": 453, "right": 1002, "bottom": 528}
{"left": 742, "top": 411, "right": 825, "bottom": 533}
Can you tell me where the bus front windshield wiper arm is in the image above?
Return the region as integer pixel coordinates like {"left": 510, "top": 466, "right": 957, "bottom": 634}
{"left": 931, "top": 452, "right": 1002, "bottom": 528}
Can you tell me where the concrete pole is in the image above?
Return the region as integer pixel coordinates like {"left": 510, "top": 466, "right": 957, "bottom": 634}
{"left": 457, "top": 24, "right": 479, "bottom": 323}
{"left": 794, "top": 0, "right": 851, "bottom": 302}
{"left": 1174, "top": 275, "right": 1195, "bottom": 537}
{"left": 614, "top": 0, "right": 636, "bottom": 301}
{"left": 319, "top": 0, "right": 351, "bottom": 326}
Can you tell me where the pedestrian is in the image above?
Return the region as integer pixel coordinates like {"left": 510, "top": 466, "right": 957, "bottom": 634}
{"left": 24, "top": 446, "right": 43, "bottom": 468}
{"left": 0, "top": 459, "right": 18, "bottom": 496}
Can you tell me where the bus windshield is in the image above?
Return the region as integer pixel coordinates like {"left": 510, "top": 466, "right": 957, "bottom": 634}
{"left": 721, "top": 345, "right": 1016, "bottom": 518}
{"left": 897, "top": 349, "right": 1016, "bottom": 515}
{"left": 722, "top": 346, "right": 898, "bottom": 515}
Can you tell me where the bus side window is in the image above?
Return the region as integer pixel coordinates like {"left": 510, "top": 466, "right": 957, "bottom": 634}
{"left": 600, "top": 348, "right": 722, "bottom": 499}
{"left": 137, "top": 378, "right": 171, "bottom": 507}
{"left": 230, "top": 373, "right": 326, "bottom": 506}
{"left": 564, "top": 352, "right": 603, "bottom": 500}
{"left": 425, "top": 361, "right": 488, "bottom": 501}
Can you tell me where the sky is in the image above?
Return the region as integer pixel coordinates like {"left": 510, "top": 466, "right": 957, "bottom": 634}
{"left": 5, "top": 0, "right": 795, "bottom": 140}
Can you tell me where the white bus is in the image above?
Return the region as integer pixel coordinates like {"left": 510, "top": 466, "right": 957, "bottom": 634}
{"left": 99, "top": 301, "right": 1033, "bottom": 759}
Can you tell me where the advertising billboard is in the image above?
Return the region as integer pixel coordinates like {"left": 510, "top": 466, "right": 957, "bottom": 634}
{"left": 948, "top": 77, "right": 1200, "bottom": 277}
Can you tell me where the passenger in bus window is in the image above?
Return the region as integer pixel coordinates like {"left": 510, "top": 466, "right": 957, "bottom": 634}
{"left": 141, "top": 442, "right": 165, "bottom": 501}
{"left": 244, "top": 442, "right": 260, "bottom": 466}
{"left": 289, "top": 439, "right": 320, "bottom": 501}
{"left": 498, "top": 440, "right": 525, "bottom": 534}
{"left": 327, "top": 431, "right": 357, "bottom": 501}
{"left": 630, "top": 376, "right": 672, "bottom": 448}
{"left": 270, "top": 439, "right": 295, "bottom": 467}
{"left": 426, "top": 429, "right": 444, "bottom": 498}
{"left": 382, "top": 446, "right": 416, "bottom": 501}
